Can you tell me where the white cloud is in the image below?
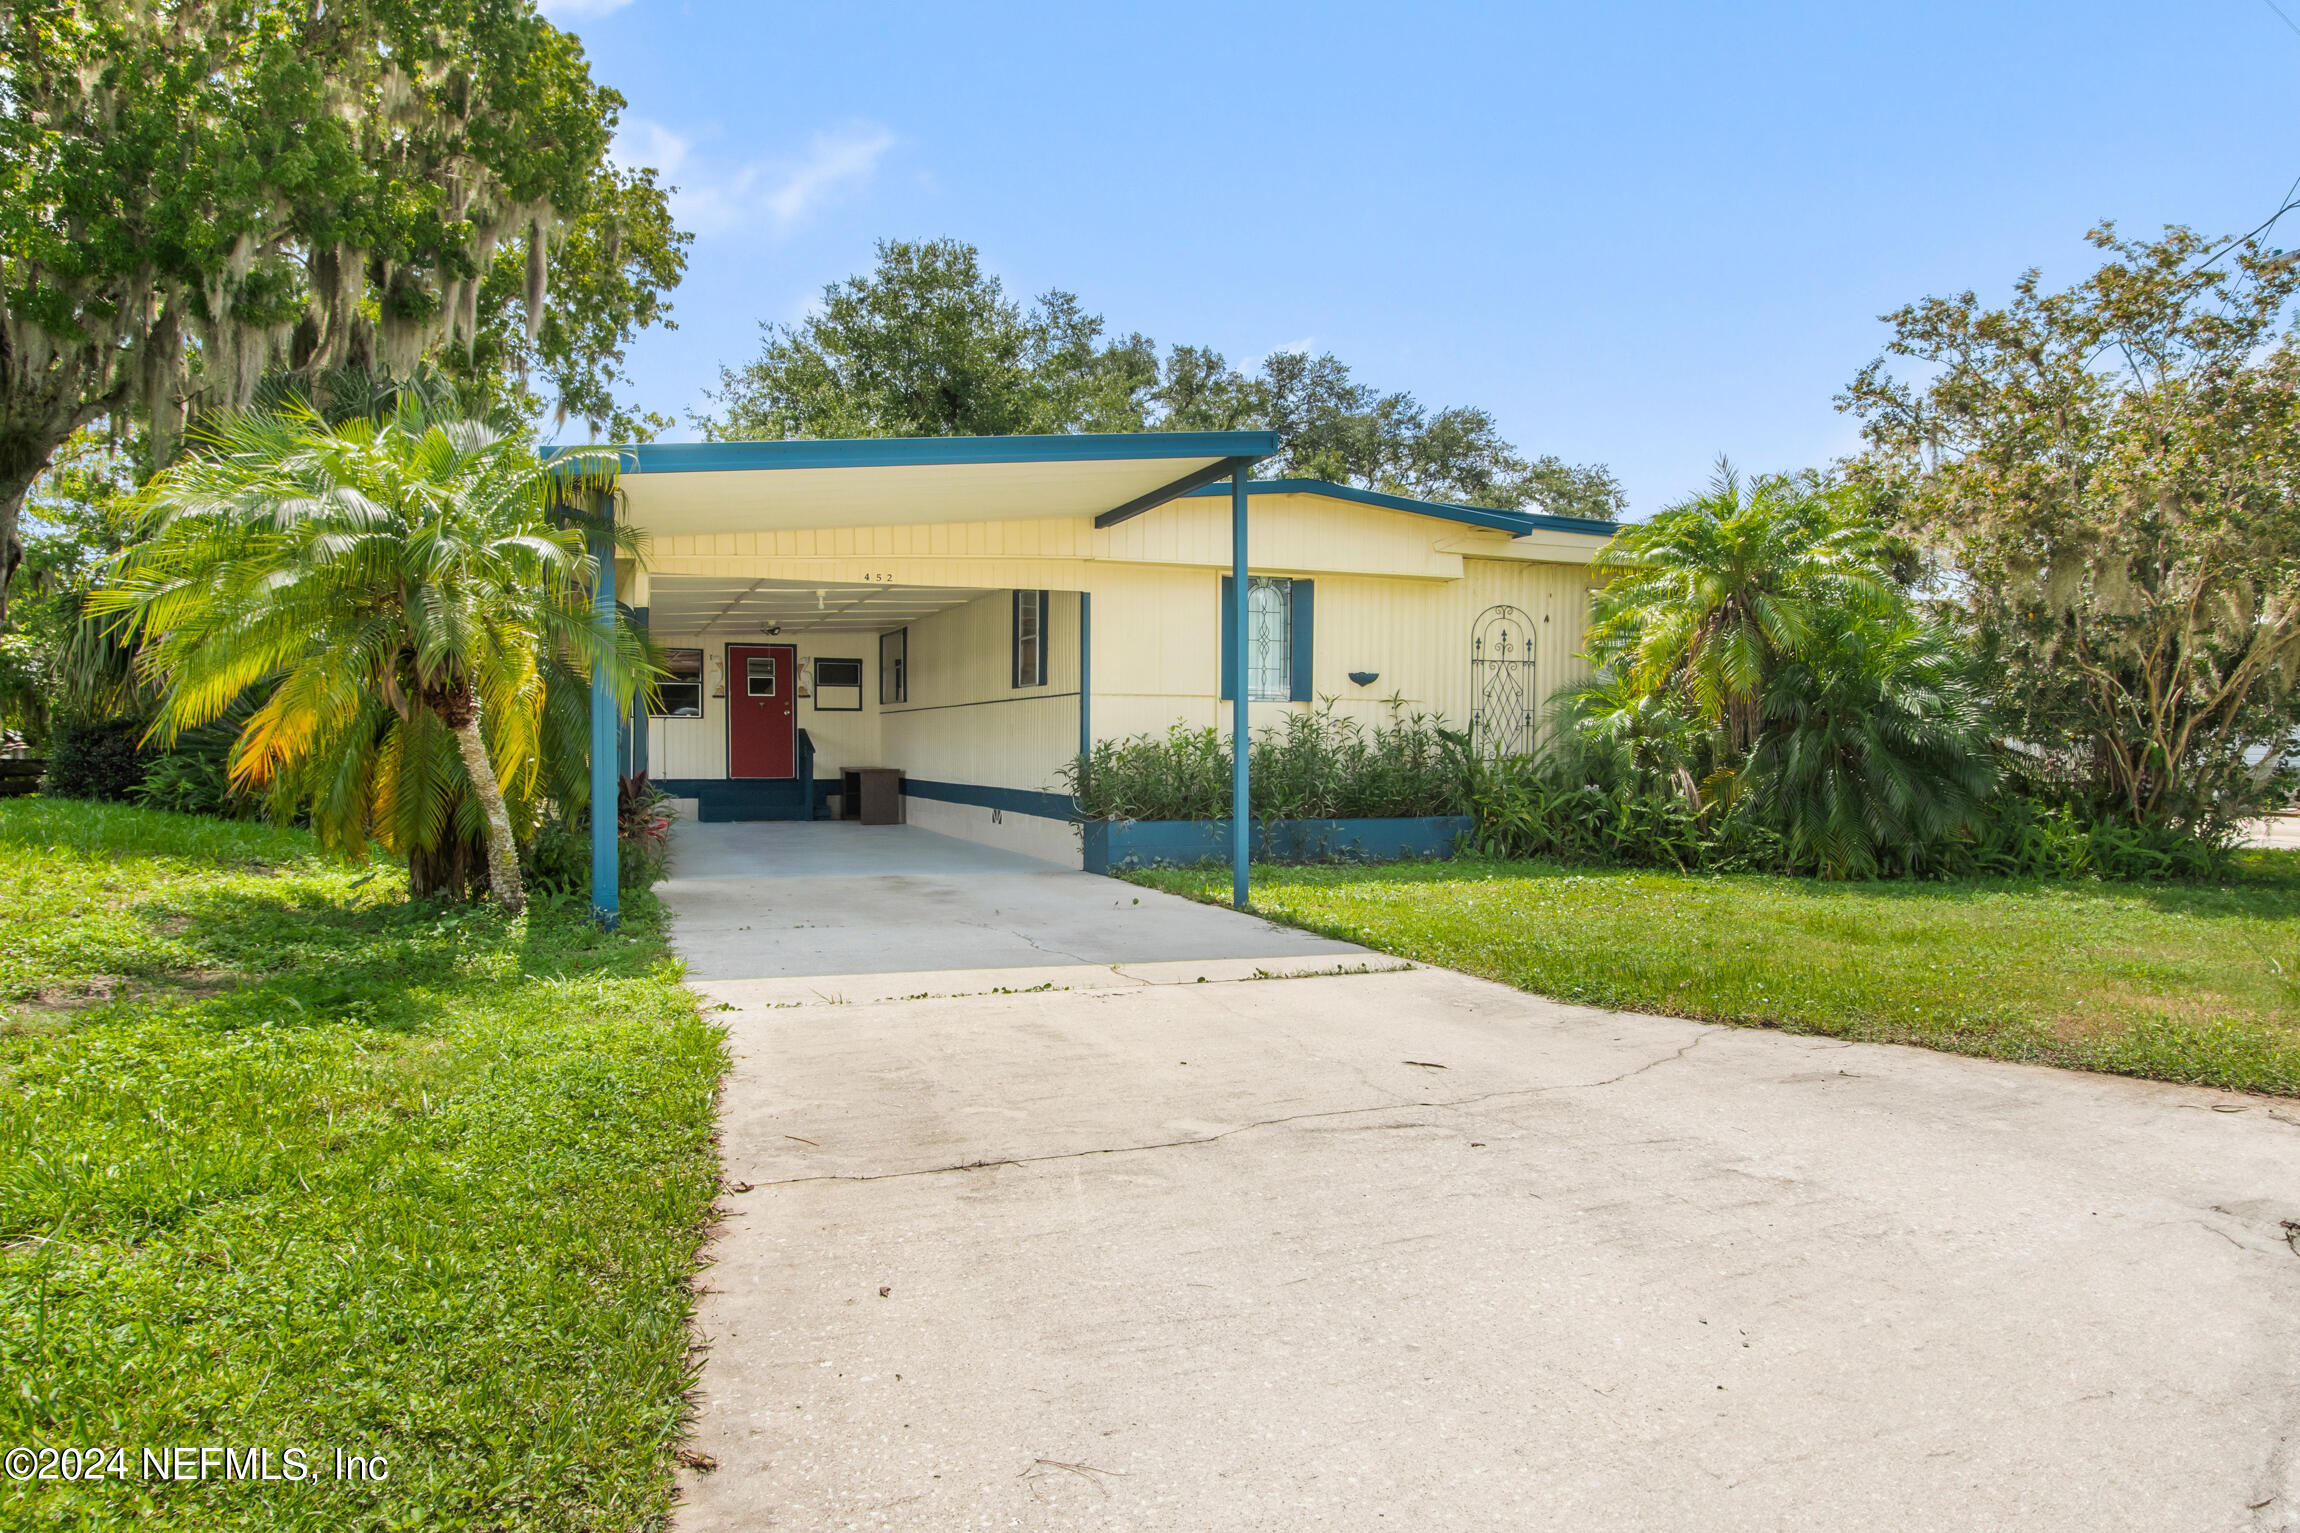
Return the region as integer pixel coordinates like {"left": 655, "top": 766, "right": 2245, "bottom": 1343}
{"left": 538, "top": 0, "right": 634, "bottom": 18}
{"left": 612, "top": 120, "right": 896, "bottom": 239}
{"left": 610, "top": 119, "right": 690, "bottom": 179}
{"left": 761, "top": 126, "right": 897, "bottom": 231}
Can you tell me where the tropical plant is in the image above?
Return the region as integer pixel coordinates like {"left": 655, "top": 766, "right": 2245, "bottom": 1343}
{"left": 91, "top": 404, "right": 644, "bottom": 914}
{"left": 1743, "top": 611, "right": 1995, "bottom": 878}
{"left": 1571, "top": 462, "right": 2011, "bottom": 876}
{"left": 520, "top": 773, "right": 673, "bottom": 897}
{"left": 1587, "top": 463, "right": 1889, "bottom": 756}
{"left": 131, "top": 750, "right": 260, "bottom": 820}
{"left": 1843, "top": 221, "right": 2300, "bottom": 835}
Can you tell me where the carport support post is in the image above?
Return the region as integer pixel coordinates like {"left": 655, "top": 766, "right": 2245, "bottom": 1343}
{"left": 1077, "top": 590, "right": 1092, "bottom": 784}
{"left": 1230, "top": 470, "right": 1250, "bottom": 909}
{"left": 589, "top": 511, "right": 621, "bottom": 932}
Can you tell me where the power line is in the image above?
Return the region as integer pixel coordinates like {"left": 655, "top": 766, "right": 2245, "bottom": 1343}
{"left": 2261, "top": 0, "right": 2300, "bottom": 41}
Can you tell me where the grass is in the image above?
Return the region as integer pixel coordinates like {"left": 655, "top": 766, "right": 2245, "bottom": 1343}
{"left": 1126, "top": 852, "right": 2300, "bottom": 1096}
{"left": 0, "top": 798, "right": 724, "bottom": 1530}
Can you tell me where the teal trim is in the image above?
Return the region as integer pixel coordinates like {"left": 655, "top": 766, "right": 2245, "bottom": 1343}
{"left": 1092, "top": 453, "right": 1264, "bottom": 527}
{"left": 1289, "top": 579, "right": 1314, "bottom": 702}
{"left": 610, "top": 430, "right": 1278, "bottom": 475}
{"left": 656, "top": 777, "right": 834, "bottom": 823}
{"left": 1218, "top": 574, "right": 1237, "bottom": 701}
{"left": 900, "top": 778, "right": 1072, "bottom": 819}
{"left": 1084, "top": 815, "right": 1473, "bottom": 874}
{"left": 1230, "top": 471, "right": 1250, "bottom": 910}
{"left": 1221, "top": 576, "right": 1309, "bottom": 701}
{"left": 1182, "top": 477, "right": 1617, "bottom": 538}
{"left": 588, "top": 517, "right": 619, "bottom": 931}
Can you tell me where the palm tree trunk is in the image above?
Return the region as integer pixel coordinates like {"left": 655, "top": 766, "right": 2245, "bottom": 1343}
{"left": 446, "top": 713, "right": 526, "bottom": 916}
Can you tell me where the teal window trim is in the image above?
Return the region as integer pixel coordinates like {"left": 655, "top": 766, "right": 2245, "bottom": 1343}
{"left": 1289, "top": 579, "right": 1314, "bottom": 702}
{"left": 1220, "top": 575, "right": 1310, "bottom": 702}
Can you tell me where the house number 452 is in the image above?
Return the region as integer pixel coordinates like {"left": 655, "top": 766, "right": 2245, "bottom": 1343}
{"left": 859, "top": 572, "right": 896, "bottom": 583}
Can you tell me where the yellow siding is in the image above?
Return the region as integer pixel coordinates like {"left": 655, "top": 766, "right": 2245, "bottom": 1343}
{"left": 880, "top": 590, "right": 1080, "bottom": 794}
{"left": 637, "top": 487, "right": 1610, "bottom": 798}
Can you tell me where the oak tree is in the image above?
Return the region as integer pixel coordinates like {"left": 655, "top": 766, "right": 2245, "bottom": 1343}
{"left": 1843, "top": 223, "right": 2300, "bottom": 831}
{"left": 0, "top": 0, "right": 687, "bottom": 626}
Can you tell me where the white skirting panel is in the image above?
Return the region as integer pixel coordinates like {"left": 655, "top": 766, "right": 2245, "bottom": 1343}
{"left": 902, "top": 796, "right": 1083, "bottom": 869}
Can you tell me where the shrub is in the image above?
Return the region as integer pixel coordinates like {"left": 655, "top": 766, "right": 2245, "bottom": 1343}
{"left": 1456, "top": 747, "right": 1782, "bottom": 871}
{"left": 1947, "top": 792, "right": 2234, "bottom": 881}
{"left": 1455, "top": 735, "right": 2228, "bottom": 883}
{"left": 1066, "top": 703, "right": 1463, "bottom": 823}
{"left": 42, "top": 715, "right": 147, "bottom": 800}
{"left": 130, "top": 751, "right": 261, "bottom": 819}
{"left": 1741, "top": 612, "right": 1995, "bottom": 878}
{"left": 519, "top": 773, "right": 676, "bottom": 897}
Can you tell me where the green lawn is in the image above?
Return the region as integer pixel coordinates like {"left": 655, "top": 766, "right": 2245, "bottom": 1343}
{"left": 1128, "top": 853, "right": 2300, "bottom": 1096}
{"left": 0, "top": 799, "right": 724, "bottom": 1530}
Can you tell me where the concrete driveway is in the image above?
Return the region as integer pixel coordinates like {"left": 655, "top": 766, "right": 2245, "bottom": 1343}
{"left": 665, "top": 823, "right": 2300, "bottom": 1531}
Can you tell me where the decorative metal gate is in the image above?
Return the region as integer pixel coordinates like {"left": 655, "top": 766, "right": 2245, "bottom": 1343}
{"left": 1470, "top": 605, "right": 1537, "bottom": 759}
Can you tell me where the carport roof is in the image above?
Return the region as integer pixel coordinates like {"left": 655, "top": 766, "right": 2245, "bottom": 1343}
{"left": 602, "top": 431, "right": 1278, "bottom": 540}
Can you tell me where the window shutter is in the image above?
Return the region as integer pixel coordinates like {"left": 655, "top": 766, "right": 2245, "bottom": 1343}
{"left": 1289, "top": 580, "right": 1314, "bottom": 701}
{"left": 1036, "top": 590, "right": 1049, "bottom": 686}
{"left": 1218, "top": 575, "right": 1236, "bottom": 700}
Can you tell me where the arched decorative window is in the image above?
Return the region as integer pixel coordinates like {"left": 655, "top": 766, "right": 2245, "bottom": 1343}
{"left": 1470, "top": 605, "right": 1537, "bottom": 759}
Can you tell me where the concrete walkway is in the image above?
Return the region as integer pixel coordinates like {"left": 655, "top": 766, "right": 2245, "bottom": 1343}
{"left": 664, "top": 823, "right": 2300, "bottom": 1532}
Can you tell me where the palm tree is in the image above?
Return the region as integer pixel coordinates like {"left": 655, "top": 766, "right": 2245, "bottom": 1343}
{"left": 92, "top": 403, "right": 641, "bottom": 914}
{"left": 1588, "top": 461, "right": 1888, "bottom": 758}
{"left": 1747, "top": 610, "right": 1995, "bottom": 878}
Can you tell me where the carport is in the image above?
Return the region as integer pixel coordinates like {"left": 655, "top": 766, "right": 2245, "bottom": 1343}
{"left": 577, "top": 432, "right": 1279, "bottom": 928}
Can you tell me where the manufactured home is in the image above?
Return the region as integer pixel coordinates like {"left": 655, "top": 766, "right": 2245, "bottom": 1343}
{"left": 603, "top": 432, "right": 1613, "bottom": 871}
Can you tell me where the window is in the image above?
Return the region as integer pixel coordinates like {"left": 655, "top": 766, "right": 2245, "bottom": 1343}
{"left": 813, "top": 657, "right": 863, "bottom": 711}
{"left": 1011, "top": 589, "right": 1048, "bottom": 688}
{"left": 649, "top": 648, "right": 704, "bottom": 718}
{"left": 745, "top": 654, "right": 778, "bottom": 697}
{"left": 1220, "top": 575, "right": 1313, "bottom": 702}
{"left": 1247, "top": 576, "right": 1291, "bottom": 701}
{"left": 879, "top": 628, "right": 907, "bottom": 705}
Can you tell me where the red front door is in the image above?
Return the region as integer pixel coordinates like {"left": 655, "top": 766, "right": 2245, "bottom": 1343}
{"left": 726, "top": 644, "right": 797, "bottom": 778}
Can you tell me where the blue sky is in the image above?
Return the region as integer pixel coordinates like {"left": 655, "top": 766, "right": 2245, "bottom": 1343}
{"left": 540, "top": 0, "right": 2300, "bottom": 515}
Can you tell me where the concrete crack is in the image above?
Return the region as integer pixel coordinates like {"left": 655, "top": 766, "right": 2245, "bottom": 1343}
{"left": 751, "top": 1032, "right": 1715, "bottom": 1188}
{"left": 970, "top": 920, "right": 1100, "bottom": 968}
{"left": 1575, "top": 1031, "right": 1707, "bottom": 1088}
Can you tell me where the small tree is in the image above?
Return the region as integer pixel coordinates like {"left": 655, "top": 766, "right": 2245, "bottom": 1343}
{"left": 1842, "top": 223, "right": 2300, "bottom": 832}
{"left": 93, "top": 406, "right": 644, "bottom": 913}
{"left": 1574, "top": 462, "right": 1992, "bottom": 877}
{"left": 1586, "top": 463, "right": 1888, "bottom": 757}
